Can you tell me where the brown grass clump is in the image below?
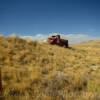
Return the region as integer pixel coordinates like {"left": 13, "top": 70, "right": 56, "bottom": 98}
{"left": 0, "top": 36, "right": 100, "bottom": 100}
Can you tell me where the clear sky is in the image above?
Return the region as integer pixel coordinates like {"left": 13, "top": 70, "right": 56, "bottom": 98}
{"left": 0, "top": 0, "right": 100, "bottom": 36}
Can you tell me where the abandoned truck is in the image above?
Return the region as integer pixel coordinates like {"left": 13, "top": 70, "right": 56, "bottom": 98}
{"left": 47, "top": 35, "right": 69, "bottom": 48}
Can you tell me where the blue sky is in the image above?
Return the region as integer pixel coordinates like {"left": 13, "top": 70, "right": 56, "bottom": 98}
{"left": 0, "top": 0, "right": 100, "bottom": 36}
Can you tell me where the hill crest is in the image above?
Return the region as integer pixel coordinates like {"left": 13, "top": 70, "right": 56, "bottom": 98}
{"left": 0, "top": 36, "right": 100, "bottom": 99}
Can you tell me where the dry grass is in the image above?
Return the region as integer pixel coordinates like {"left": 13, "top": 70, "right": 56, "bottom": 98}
{"left": 0, "top": 36, "right": 100, "bottom": 100}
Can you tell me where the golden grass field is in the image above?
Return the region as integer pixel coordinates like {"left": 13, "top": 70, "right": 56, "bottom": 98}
{"left": 0, "top": 35, "right": 100, "bottom": 100}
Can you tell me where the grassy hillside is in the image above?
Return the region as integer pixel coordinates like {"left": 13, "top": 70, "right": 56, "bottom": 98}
{"left": 0, "top": 36, "right": 100, "bottom": 100}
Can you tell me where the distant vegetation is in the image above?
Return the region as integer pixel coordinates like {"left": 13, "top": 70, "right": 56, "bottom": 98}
{"left": 0, "top": 35, "right": 100, "bottom": 100}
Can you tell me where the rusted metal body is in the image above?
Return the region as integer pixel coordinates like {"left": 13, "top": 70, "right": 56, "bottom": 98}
{"left": 47, "top": 35, "right": 69, "bottom": 47}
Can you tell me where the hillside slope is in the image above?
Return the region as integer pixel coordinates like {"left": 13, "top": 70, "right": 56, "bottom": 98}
{"left": 0, "top": 36, "right": 100, "bottom": 100}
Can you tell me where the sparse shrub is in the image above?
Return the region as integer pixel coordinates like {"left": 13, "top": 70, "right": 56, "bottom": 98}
{"left": 41, "top": 58, "right": 50, "bottom": 64}
{"left": 32, "top": 41, "right": 38, "bottom": 47}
